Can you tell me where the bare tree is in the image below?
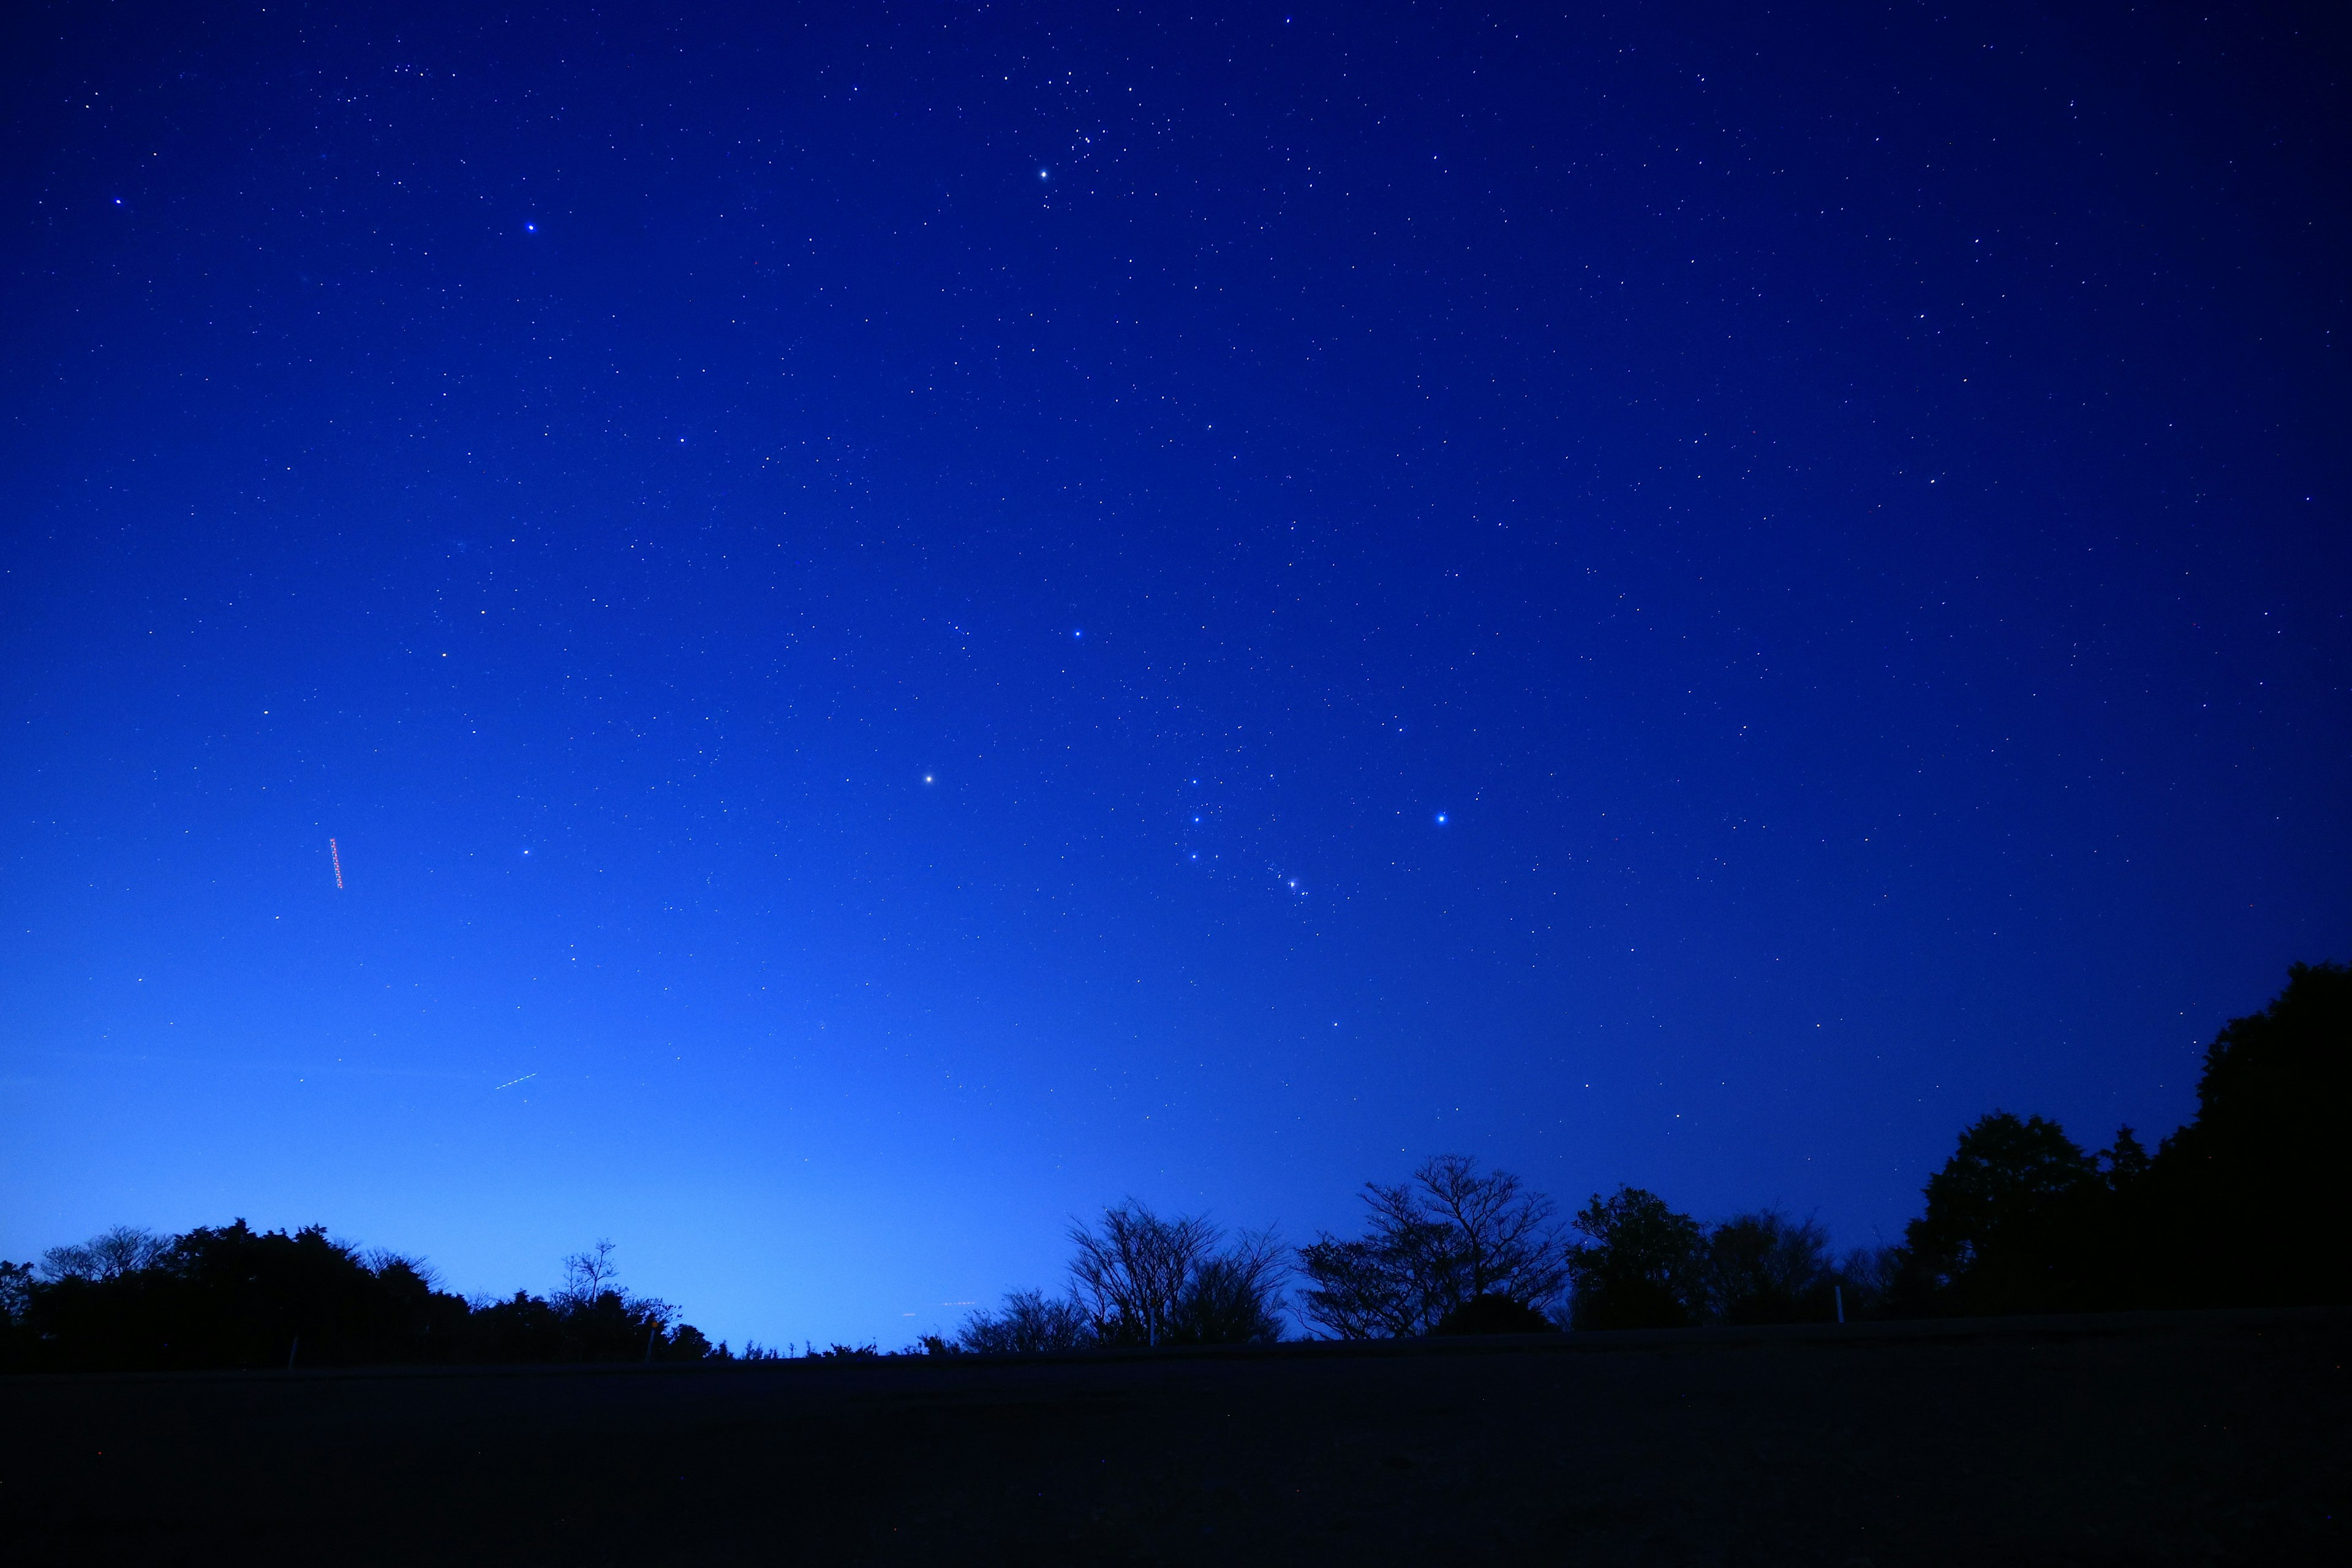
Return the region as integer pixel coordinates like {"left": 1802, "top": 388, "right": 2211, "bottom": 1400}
{"left": 1067, "top": 1200, "right": 1288, "bottom": 1346}
{"left": 1298, "top": 1154, "right": 1572, "bottom": 1338}
{"left": 39, "top": 1225, "right": 172, "bottom": 1283}
{"left": 559, "top": 1240, "right": 622, "bottom": 1306}
{"left": 1164, "top": 1227, "right": 1290, "bottom": 1344}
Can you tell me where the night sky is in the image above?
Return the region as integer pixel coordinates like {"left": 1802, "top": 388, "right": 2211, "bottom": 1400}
{"left": 4, "top": 2, "right": 2345, "bottom": 1348}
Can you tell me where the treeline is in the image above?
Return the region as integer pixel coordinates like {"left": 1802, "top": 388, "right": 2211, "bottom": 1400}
{"left": 959, "top": 960, "right": 2349, "bottom": 1343}
{"left": 0, "top": 1231, "right": 747, "bottom": 1373}
{"left": 954, "top": 1157, "right": 1893, "bottom": 1351}
{"left": 3, "top": 963, "right": 2342, "bottom": 1372}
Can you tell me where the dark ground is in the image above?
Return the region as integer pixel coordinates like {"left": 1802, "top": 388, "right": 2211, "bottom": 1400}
{"left": 2, "top": 1309, "right": 2343, "bottom": 1566}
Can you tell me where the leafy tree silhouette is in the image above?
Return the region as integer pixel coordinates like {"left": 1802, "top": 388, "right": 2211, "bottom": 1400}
{"left": 1901, "top": 1112, "right": 2100, "bottom": 1313}
{"left": 1701, "top": 1210, "right": 1841, "bottom": 1325}
{"left": 2146, "top": 960, "right": 2350, "bottom": 1306}
{"left": 20, "top": 1221, "right": 469, "bottom": 1371}
{"left": 4, "top": 1225, "right": 718, "bottom": 1371}
{"left": 1885, "top": 963, "right": 2346, "bottom": 1316}
{"left": 0, "top": 1261, "right": 35, "bottom": 1366}
{"left": 1898, "top": 1110, "right": 2173, "bottom": 1315}
{"left": 1566, "top": 1187, "right": 1705, "bottom": 1330}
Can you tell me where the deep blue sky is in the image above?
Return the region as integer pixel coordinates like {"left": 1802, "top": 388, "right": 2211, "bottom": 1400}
{"left": 4, "top": 1, "right": 2345, "bottom": 1347}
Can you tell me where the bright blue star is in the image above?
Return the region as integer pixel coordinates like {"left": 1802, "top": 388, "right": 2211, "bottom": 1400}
{"left": 1434, "top": 812, "right": 1449, "bottom": 825}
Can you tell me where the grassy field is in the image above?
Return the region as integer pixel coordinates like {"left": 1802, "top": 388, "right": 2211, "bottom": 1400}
{"left": 2, "top": 1308, "right": 2342, "bottom": 1564}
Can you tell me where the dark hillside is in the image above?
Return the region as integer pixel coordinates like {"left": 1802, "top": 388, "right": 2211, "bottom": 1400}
{"left": 2, "top": 1308, "right": 2342, "bottom": 1566}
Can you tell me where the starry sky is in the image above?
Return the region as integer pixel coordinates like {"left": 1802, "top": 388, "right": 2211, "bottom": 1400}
{"left": 3, "top": 1, "right": 2345, "bottom": 1348}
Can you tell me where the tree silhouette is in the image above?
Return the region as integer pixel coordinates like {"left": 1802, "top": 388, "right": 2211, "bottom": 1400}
{"left": 1894, "top": 1111, "right": 2165, "bottom": 1314}
{"left": 470, "top": 1241, "right": 704, "bottom": 1363}
{"left": 1901, "top": 1111, "right": 2096, "bottom": 1312}
{"left": 1066, "top": 1200, "right": 1287, "bottom": 1347}
{"left": 1163, "top": 1235, "right": 1290, "bottom": 1344}
{"left": 39, "top": 1225, "right": 171, "bottom": 1282}
{"left": 559, "top": 1240, "right": 624, "bottom": 1304}
{"left": 1566, "top": 1187, "right": 1705, "bottom": 1330}
{"left": 1701, "top": 1210, "right": 1839, "bottom": 1325}
{"left": 1297, "top": 1155, "right": 1572, "bottom": 1338}
{"left": 0, "top": 1261, "right": 34, "bottom": 1366}
{"left": 2145, "top": 960, "right": 2351, "bottom": 1306}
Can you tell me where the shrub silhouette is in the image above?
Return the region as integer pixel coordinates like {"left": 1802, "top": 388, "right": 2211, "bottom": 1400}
{"left": 1431, "top": 1293, "right": 1558, "bottom": 1335}
{"left": 957, "top": 1288, "right": 1095, "bottom": 1354}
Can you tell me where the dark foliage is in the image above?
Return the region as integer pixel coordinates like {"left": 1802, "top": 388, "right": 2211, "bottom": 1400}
{"left": 1894, "top": 962, "right": 2349, "bottom": 1315}
{"left": 21, "top": 1222, "right": 468, "bottom": 1373}
{"left": 1431, "top": 1292, "right": 1558, "bottom": 1335}
{"left": 1896, "top": 1112, "right": 2120, "bottom": 1314}
{"left": 1698, "top": 1210, "right": 1902, "bottom": 1324}
{"left": 0, "top": 1224, "right": 717, "bottom": 1373}
{"left": 1701, "top": 1211, "right": 1837, "bottom": 1325}
{"left": 1566, "top": 1187, "right": 1706, "bottom": 1330}
{"left": 2149, "top": 960, "right": 2350, "bottom": 1306}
